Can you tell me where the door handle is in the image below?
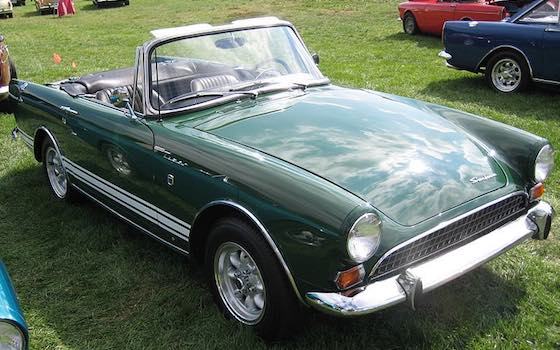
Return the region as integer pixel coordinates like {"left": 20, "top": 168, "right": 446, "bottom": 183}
{"left": 545, "top": 27, "right": 560, "bottom": 32}
{"left": 59, "top": 106, "right": 79, "bottom": 115}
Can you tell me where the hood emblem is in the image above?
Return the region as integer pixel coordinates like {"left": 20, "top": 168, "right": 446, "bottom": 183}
{"left": 470, "top": 173, "right": 497, "bottom": 184}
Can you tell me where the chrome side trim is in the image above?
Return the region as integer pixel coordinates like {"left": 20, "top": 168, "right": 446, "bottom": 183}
{"left": 193, "top": 200, "right": 304, "bottom": 304}
{"left": 533, "top": 77, "right": 560, "bottom": 85}
{"left": 306, "top": 200, "right": 551, "bottom": 316}
{"left": 16, "top": 128, "right": 33, "bottom": 148}
{"left": 62, "top": 156, "right": 190, "bottom": 240}
{"left": 369, "top": 191, "right": 527, "bottom": 278}
{"left": 475, "top": 45, "right": 534, "bottom": 77}
{"left": 71, "top": 183, "right": 190, "bottom": 256}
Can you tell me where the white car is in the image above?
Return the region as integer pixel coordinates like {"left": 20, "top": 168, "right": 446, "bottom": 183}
{"left": 0, "top": 0, "right": 13, "bottom": 18}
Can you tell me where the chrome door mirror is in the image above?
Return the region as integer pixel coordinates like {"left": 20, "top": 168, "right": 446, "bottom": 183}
{"left": 122, "top": 98, "right": 138, "bottom": 121}
{"left": 312, "top": 52, "right": 320, "bottom": 65}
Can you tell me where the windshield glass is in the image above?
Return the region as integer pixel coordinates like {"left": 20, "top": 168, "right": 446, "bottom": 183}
{"left": 519, "top": 0, "right": 559, "bottom": 23}
{"left": 149, "top": 26, "right": 325, "bottom": 111}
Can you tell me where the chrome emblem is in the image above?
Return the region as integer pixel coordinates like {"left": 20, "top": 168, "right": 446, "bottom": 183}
{"left": 470, "top": 173, "right": 497, "bottom": 184}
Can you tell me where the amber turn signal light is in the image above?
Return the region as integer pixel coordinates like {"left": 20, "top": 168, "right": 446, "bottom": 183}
{"left": 335, "top": 265, "right": 365, "bottom": 290}
{"left": 530, "top": 183, "right": 545, "bottom": 201}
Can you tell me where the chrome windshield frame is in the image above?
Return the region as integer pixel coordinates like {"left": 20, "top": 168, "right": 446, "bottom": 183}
{"left": 140, "top": 21, "right": 329, "bottom": 118}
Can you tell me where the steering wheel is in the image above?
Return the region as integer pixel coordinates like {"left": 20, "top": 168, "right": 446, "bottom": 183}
{"left": 254, "top": 58, "right": 291, "bottom": 75}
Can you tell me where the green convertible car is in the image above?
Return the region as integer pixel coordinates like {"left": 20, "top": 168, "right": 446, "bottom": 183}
{"left": 0, "top": 17, "right": 555, "bottom": 339}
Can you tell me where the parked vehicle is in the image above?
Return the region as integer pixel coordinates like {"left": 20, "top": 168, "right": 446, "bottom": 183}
{"left": 0, "top": 0, "right": 13, "bottom": 18}
{"left": 440, "top": 0, "right": 560, "bottom": 92}
{"left": 93, "top": 0, "right": 129, "bottom": 7}
{"left": 35, "top": 0, "right": 55, "bottom": 15}
{"left": 398, "top": 0, "right": 530, "bottom": 35}
{"left": 1, "top": 17, "right": 555, "bottom": 339}
{"left": 0, "top": 262, "right": 29, "bottom": 350}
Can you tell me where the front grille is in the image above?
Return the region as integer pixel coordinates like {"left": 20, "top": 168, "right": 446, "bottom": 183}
{"left": 370, "top": 194, "right": 528, "bottom": 279}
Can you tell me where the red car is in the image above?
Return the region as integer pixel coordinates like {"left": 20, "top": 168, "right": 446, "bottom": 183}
{"left": 398, "top": 0, "right": 526, "bottom": 36}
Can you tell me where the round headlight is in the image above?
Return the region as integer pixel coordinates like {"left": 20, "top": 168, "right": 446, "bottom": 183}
{"left": 0, "top": 321, "right": 24, "bottom": 350}
{"left": 347, "top": 213, "right": 382, "bottom": 263}
{"left": 534, "top": 144, "right": 554, "bottom": 183}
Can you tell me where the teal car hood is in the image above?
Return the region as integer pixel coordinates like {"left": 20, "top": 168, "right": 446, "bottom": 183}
{"left": 193, "top": 86, "right": 506, "bottom": 226}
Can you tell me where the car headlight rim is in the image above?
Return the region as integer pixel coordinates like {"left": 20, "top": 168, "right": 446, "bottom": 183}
{"left": 347, "top": 213, "right": 382, "bottom": 264}
{"left": 0, "top": 320, "right": 25, "bottom": 350}
{"left": 534, "top": 144, "right": 554, "bottom": 183}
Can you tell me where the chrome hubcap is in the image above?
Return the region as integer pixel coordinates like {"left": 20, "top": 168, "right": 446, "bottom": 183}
{"left": 492, "top": 58, "right": 521, "bottom": 92}
{"left": 214, "top": 242, "right": 266, "bottom": 325}
{"left": 46, "top": 146, "right": 67, "bottom": 198}
{"left": 107, "top": 147, "right": 131, "bottom": 176}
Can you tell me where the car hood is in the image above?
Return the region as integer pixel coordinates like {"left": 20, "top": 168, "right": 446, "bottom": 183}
{"left": 192, "top": 86, "right": 506, "bottom": 226}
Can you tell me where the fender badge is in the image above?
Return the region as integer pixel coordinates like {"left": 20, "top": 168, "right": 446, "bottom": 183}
{"left": 470, "top": 173, "right": 497, "bottom": 184}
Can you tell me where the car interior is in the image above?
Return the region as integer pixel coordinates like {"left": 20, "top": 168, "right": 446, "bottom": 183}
{"left": 55, "top": 58, "right": 267, "bottom": 112}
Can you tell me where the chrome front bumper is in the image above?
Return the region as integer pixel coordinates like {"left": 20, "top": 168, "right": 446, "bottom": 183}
{"left": 438, "top": 50, "right": 461, "bottom": 70}
{"left": 306, "top": 201, "right": 554, "bottom": 316}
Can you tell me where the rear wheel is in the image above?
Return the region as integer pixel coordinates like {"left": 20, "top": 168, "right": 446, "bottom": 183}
{"left": 485, "top": 51, "right": 529, "bottom": 93}
{"left": 205, "top": 217, "right": 300, "bottom": 340}
{"left": 403, "top": 12, "right": 419, "bottom": 35}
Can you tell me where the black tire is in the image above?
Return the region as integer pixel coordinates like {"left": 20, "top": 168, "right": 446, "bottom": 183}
{"left": 485, "top": 51, "right": 530, "bottom": 93}
{"left": 403, "top": 12, "right": 419, "bottom": 35}
{"left": 124, "top": 0, "right": 129, "bottom": 5}
{"left": 41, "top": 137, "right": 76, "bottom": 201}
{"left": 205, "top": 217, "right": 301, "bottom": 341}
{"left": 8, "top": 13, "right": 13, "bottom": 18}
{"left": 0, "top": 59, "right": 18, "bottom": 114}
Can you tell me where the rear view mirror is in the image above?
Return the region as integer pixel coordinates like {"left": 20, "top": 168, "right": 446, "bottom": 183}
{"left": 215, "top": 36, "right": 246, "bottom": 49}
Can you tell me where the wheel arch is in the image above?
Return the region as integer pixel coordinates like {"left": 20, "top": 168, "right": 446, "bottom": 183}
{"left": 476, "top": 45, "right": 533, "bottom": 77}
{"left": 33, "top": 126, "right": 61, "bottom": 162}
{"left": 189, "top": 200, "right": 305, "bottom": 304}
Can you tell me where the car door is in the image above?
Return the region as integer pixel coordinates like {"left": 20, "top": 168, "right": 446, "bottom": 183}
{"left": 515, "top": 0, "right": 559, "bottom": 79}
{"left": 423, "top": 0, "right": 456, "bottom": 34}
{"left": 542, "top": 5, "right": 560, "bottom": 81}
{"left": 55, "top": 95, "right": 161, "bottom": 236}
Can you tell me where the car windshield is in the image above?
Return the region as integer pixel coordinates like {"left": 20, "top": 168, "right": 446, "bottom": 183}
{"left": 149, "top": 26, "right": 325, "bottom": 111}
{"left": 519, "top": 0, "right": 559, "bottom": 23}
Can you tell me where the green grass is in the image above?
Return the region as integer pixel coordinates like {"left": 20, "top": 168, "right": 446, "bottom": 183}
{"left": 1, "top": 0, "right": 559, "bottom": 349}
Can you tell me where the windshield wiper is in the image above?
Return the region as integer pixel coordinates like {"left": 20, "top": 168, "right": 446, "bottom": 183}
{"left": 160, "top": 90, "right": 257, "bottom": 109}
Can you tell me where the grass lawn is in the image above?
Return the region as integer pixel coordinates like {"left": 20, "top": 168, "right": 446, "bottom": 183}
{"left": 0, "top": 0, "right": 559, "bottom": 348}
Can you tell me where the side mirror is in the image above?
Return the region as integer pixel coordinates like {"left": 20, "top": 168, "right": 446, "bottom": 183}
{"left": 312, "top": 53, "right": 320, "bottom": 65}
{"left": 122, "top": 98, "right": 138, "bottom": 121}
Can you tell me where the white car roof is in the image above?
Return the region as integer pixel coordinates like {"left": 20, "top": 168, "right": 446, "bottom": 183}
{"left": 150, "top": 17, "right": 292, "bottom": 39}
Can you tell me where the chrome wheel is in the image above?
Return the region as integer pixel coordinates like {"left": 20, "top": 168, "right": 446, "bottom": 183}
{"left": 491, "top": 58, "right": 521, "bottom": 92}
{"left": 45, "top": 146, "right": 68, "bottom": 199}
{"left": 214, "top": 242, "right": 266, "bottom": 325}
{"left": 106, "top": 146, "right": 131, "bottom": 176}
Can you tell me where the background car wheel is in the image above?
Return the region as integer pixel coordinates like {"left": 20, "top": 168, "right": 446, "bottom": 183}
{"left": 0, "top": 59, "right": 18, "bottom": 114}
{"left": 205, "top": 217, "right": 301, "bottom": 340}
{"left": 485, "top": 52, "right": 529, "bottom": 93}
{"left": 403, "top": 13, "right": 419, "bottom": 35}
{"left": 42, "top": 138, "right": 75, "bottom": 201}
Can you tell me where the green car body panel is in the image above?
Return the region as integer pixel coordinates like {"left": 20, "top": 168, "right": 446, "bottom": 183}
{"left": 4, "top": 18, "right": 550, "bottom": 304}
{"left": 10, "top": 79, "right": 547, "bottom": 296}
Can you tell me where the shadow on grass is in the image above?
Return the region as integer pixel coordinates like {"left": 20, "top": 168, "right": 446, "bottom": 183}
{"left": 384, "top": 32, "right": 442, "bottom": 50}
{"left": 0, "top": 165, "right": 527, "bottom": 349}
{"left": 80, "top": 2, "right": 128, "bottom": 11}
{"left": 422, "top": 76, "right": 560, "bottom": 121}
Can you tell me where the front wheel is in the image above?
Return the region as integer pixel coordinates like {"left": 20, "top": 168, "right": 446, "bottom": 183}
{"left": 42, "top": 138, "right": 75, "bottom": 201}
{"left": 205, "top": 217, "right": 300, "bottom": 340}
{"left": 485, "top": 52, "right": 530, "bottom": 93}
{"left": 403, "top": 13, "right": 419, "bottom": 35}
